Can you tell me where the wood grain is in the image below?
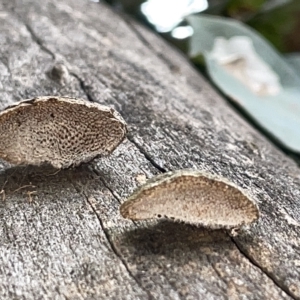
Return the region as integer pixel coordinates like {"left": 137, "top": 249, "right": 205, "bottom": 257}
{"left": 0, "top": 0, "right": 299, "bottom": 299}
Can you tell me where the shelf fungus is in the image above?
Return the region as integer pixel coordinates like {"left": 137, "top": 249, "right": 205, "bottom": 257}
{"left": 0, "top": 96, "right": 127, "bottom": 168}
{"left": 120, "top": 170, "right": 259, "bottom": 229}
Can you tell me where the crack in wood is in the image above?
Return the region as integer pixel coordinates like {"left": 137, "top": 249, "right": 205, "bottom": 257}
{"left": 89, "top": 167, "right": 122, "bottom": 204}
{"left": 230, "top": 236, "right": 294, "bottom": 299}
{"left": 24, "top": 23, "right": 56, "bottom": 60}
{"left": 1, "top": 1, "right": 297, "bottom": 296}
{"left": 126, "top": 135, "right": 167, "bottom": 173}
{"left": 76, "top": 186, "right": 152, "bottom": 300}
{"left": 206, "top": 255, "right": 228, "bottom": 297}
{"left": 66, "top": 169, "right": 150, "bottom": 297}
{"left": 69, "top": 72, "right": 96, "bottom": 103}
{"left": 71, "top": 73, "right": 293, "bottom": 298}
{"left": 4, "top": 4, "right": 55, "bottom": 60}
{"left": 71, "top": 71, "right": 167, "bottom": 174}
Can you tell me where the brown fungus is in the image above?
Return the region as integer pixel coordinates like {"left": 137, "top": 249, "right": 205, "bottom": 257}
{"left": 120, "top": 170, "right": 259, "bottom": 229}
{"left": 0, "top": 96, "right": 127, "bottom": 169}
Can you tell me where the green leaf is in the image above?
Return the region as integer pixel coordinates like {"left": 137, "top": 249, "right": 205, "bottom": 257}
{"left": 187, "top": 14, "right": 300, "bottom": 152}
{"left": 285, "top": 53, "right": 300, "bottom": 77}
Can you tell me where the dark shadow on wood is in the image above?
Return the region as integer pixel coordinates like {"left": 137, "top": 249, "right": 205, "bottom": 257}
{"left": 115, "top": 220, "right": 230, "bottom": 257}
{"left": 0, "top": 163, "right": 102, "bottom": 205}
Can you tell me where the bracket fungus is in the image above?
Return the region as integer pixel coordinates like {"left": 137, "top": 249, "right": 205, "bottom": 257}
{"left": 120, "top": 170, "right": 259, "bottom": 229}
{"left": 0, "top": 96, "right": 127, "bottom": 169}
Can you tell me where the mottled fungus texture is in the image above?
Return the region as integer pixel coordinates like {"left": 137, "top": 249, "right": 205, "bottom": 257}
{"left": 0, "top": 96, "right": 127, "bottom": 168}
{"left": 120, "top": 170, "right": 260, "bottom": 229}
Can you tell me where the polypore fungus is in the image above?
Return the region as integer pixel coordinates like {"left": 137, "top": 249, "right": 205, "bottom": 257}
{"left": 0, "top": 96, "right": 127, "bottom": 168}
{"left": 120, "top": 170, "right": 259, "bottom": 229}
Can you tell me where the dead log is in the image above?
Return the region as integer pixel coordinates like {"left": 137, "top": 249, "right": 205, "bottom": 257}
{"left": 0, "top": 0, "right": 299, "bottom": 299}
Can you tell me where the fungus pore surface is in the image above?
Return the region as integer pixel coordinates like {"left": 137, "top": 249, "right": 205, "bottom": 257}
{"left": 120, "top": 170, "right": 259, "bottom": 229}
{"left": 0, "top": 96, "right": 127, "bottom": 168}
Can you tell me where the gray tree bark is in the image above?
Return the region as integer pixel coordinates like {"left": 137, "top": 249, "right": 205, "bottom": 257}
{"left": 0, "top": 0, "right": 299, "bottom": 299}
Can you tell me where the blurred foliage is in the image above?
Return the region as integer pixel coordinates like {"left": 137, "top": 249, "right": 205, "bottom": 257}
{"left": 225, "top": 0, "right": 300, "bottom": 52}
{"left": 247, "top": 2, "right": 300, "bottom": 52}
{"left": 105, "top": 0, "right": 300, "bottom": 53}
{"left": 226, "top": 0, "right": 266, "bottom": 19}
{"left": 209, "top": 0, "right": 300, "bottom": 52}
{"left": 102, "top": 0, "right": 300, "bottom": 154}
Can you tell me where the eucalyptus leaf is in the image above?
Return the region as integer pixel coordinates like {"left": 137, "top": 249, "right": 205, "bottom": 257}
{"left": 285, "top": 53, "right": 300, "bottom": 78}
{"left": 187, "top": 14, "right": 300, "bottom": 152}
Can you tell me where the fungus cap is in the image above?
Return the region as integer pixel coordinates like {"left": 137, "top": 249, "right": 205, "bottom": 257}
{"left": 120, "top": 169, "right": 259, "bottom": 229}
{"left": 0, "top": 96, "right": 127, "bottom": 168}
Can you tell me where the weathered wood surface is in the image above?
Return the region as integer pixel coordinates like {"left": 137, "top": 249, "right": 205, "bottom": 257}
{"left": 0, "top": 0, "right": 299, "bottom": 299}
